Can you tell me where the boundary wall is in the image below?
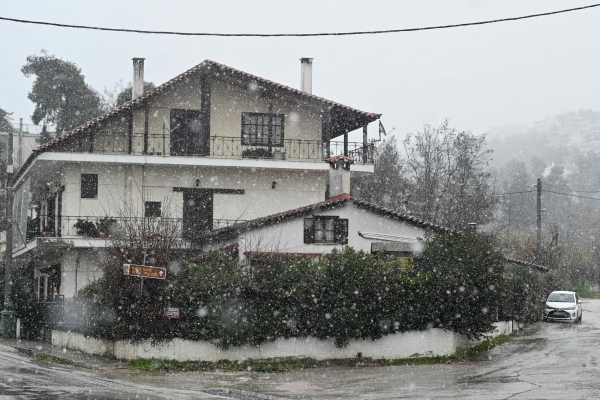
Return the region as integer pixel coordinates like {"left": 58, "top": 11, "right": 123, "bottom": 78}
{"left": 52, "top": 321, "right": 518, "bottom": 362}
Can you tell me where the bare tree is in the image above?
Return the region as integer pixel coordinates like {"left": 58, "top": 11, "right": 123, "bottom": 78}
{"left": 403, "top": 120, "right": 496, "bottom": 230}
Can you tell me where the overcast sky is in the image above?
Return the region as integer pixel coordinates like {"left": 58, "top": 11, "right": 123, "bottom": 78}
{"left": 2, "top": 0, "right": 599, "bottom": 143}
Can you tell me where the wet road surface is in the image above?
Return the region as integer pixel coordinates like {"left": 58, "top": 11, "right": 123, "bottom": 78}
{"left": 4, "top": 300, "right": 600, "bottom": 399}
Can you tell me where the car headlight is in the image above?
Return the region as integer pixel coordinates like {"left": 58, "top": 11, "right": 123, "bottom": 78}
{"left": 564, "top": 306, "right": 576, "bottom": 310}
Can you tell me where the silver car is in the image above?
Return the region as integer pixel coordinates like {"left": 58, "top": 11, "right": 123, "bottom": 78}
{"left": 544, "top": 291, "right": 582, "bottom": 323}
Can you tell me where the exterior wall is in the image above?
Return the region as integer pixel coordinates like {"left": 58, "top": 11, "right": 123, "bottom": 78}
{"left": 59, "top": 163, "right": 326, "bottom": 229}
{"left": 236, "top": 202, "right": 426, "bottom": 255}
{"left": 52, "top": 321, "right": 517, "bottom": 362}
{"left": 211, "top": 78, "right": 322, "bottom": 141}
{"left": 75, "top": 72, "right": 324, "bottom": 158}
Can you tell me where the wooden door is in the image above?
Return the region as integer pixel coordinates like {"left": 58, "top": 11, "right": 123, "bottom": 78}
{"left": 170, "top": 109, "right": 208, "bottom": 156}
{"left": 182, "top": 190, "right": 213, "bottom": 239}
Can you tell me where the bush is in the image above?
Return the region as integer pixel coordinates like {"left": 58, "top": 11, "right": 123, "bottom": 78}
{"left": 81, "top": 233, "right": 547, "bottom": 348}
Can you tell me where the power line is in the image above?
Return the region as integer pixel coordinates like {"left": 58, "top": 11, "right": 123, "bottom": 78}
{"left": 495, "top": 190, "right": 536, "bottom": 196}
{"left": 542, "top": 189, "right": 600, "bottom": 201}
{"left": 1, "top": 3, "right": 599, "bottom": 37}
{"left": 544, "top": 181, "right": 600, "bottom": 194}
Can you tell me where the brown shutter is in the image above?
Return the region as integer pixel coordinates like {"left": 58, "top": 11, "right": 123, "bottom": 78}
{"left": 304, "top": 218, "right": 314, "bottom": 244}
{"left": 335, "top": 218, "right": 349, "bottom": 244}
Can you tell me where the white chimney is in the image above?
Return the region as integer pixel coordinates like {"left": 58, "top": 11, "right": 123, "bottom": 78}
{"left": 300, "top": 58, "right": 313, "bottom": 94}
{"left": 327, "top": 157, "right": 352, "bottom": 197}
{"left": 132, "top": 58, "right": 145, "bottom": 100}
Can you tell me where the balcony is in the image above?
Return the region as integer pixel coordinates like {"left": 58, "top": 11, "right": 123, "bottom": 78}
{"left": 91, "top": 134, "right": 375, "bottom": 164}
{"left": 29, "top": 215, "right": 246, "bottom": 242}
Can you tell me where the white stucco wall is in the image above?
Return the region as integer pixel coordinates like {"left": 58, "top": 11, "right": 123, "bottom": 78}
{"left": 235, "top": 201, "right": 427, "bottom": 255}
{"left": 52, "top": 321, "right": 517, "bottom": 362}
{"left": 58, "top": 163, "right": 326, "bottom": 229}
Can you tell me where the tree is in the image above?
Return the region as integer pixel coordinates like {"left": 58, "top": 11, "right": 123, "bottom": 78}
{"left": 115, "top": 82, "right": 155, "bottom": 108}
{"left": 352, "top": 137, "right": 411, "bottom": 211}
{"left": 0, "top": 107, "right": 14, "bottom": 133}
{"left": 403, "top": 120, "right": 496, "bottom": 230}
{"left": 21, "top": 51, "right": 105, "bottom": 140}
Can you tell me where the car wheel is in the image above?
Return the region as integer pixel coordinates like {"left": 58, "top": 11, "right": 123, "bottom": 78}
{"left": 579, "top": 314, "right": 583, "bottom": 323}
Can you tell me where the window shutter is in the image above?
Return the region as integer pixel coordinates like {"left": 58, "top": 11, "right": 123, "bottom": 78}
{"left": 304, "top": 218, "right": 314, "bottom": 244}
{"left": 335, "top": 219, "right": 349, "bottom": 244}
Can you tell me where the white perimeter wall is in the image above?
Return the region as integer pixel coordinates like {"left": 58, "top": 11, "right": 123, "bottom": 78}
{"left": 53, "top": 321, "right": 517, "bottom": 362}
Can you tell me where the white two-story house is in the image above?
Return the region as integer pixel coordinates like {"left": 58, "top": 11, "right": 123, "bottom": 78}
{"left": 10, "top": 58, "right": 380, "bottom": 301}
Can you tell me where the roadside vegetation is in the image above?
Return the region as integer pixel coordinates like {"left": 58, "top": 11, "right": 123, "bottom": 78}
{"left": 79, "top": 231, "right": 545, "bottom": 350}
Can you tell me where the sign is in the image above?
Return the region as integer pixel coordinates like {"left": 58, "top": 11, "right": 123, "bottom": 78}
{"left": 123, "top": 264, "right": 167, "bottom": 279}
{"left": 165, "top": 307, "right": 180, "bottom": 319}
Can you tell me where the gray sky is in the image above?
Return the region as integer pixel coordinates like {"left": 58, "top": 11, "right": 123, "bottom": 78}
{"left": 2, "top": 0, "right": 599, "bottom": 143}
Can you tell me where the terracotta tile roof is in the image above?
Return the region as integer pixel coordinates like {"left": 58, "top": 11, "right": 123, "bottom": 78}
{"left": 200, "top": 193, "right": 454, "bottom": 242}
{"left": 504, "top": 257, "right": 548, "bottom": 272}
{"left": 325, "top": 155, "right": 355, "bottom": 164}
{"left": 14, "top": 60, "right": 380, "bottom": 184}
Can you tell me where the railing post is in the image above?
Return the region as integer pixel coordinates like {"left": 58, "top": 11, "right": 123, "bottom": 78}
{"left": 343, "top": 132, "right": 348, "bottom": 157}
{"left": 362, "top": 125, "right": 368, "bottom": 164}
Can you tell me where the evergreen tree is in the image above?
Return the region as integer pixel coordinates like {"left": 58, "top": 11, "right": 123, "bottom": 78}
{"left": 22, "top": 50, "right": 105, "bottom": 141}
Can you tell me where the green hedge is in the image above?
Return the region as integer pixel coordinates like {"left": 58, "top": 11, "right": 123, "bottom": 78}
{"left": 80, "top": 232, "right": 547, "bottom": 348}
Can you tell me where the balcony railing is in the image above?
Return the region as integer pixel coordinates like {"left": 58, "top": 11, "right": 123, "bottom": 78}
{"left": 92, "top": 133, "right": 374, "bottom": 164}
{"left": 32, "top": 215, "right": 246, "bottom": 240}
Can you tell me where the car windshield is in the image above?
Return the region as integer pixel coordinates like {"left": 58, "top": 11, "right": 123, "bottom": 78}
{"left": 547, "top": 293, "right": 575, "bottom": 303}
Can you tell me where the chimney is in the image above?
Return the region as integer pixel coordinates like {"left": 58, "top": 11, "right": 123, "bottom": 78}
{"left": 326, "top": 156, "right": 352, "bottom": 198}
{"left": 300, "top": 58, "right": 313, "bottom": 94}
{"left": 132, "top": 58, "right": 145, "bottom": 100}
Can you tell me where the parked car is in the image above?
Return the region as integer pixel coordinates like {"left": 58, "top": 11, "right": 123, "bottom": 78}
{"left": 544, "top": 291, "right": 582, "bottom": 323}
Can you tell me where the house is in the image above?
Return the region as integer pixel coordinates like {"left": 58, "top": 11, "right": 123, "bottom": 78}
{"left": 200, "top": 156, "right": 454, "bottom": 261}
{"left": 9, "top": 58, "right": 380, "bottom": 301}
{"left": 198, "top": 158, "right": 548, "bottom": 273}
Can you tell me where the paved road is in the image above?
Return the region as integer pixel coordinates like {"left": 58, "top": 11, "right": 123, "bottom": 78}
{"left": 4, "top": 300, "right": 600, "bottom": 399}
{"left": 0, "top": 345, "right": 266, "bottom": 399}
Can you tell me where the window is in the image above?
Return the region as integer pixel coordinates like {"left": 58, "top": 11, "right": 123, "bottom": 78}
{"left": 304, "top": 216, "right": 348, "bottom": 244}
{"left": 81, "top": 174, "right": 98, "bottom": 199}
{"left": 241, "top": 113, "right": 284, "bottom": 146}
{"left": 145, "top": 201, "right": 162, "bottom": 218}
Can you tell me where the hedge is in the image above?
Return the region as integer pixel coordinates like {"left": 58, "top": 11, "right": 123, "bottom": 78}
{"left": 79, "top": 232, "right": 547, "bottom": 348}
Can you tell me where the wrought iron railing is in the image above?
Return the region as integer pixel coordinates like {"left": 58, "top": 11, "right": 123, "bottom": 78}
{"left": 91, "top": 133, "right": 374, "bottom": 164}
{"left": 34, "top": 215, "right": 246, "bottom": 239}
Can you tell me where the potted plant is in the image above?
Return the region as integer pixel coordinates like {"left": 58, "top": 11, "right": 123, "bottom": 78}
{"left": 241, "top": 148, "right": 273, "bottom": 159}
{"left": 96, "top": 217, "right": 118, "bottom": 238}
{"left": 74, "top": 219, "right": 98, "bottom": 237}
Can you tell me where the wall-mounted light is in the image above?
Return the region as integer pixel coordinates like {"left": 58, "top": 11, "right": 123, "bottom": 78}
{"left": 272, "top": 181, "right": 277, "bottom": 189}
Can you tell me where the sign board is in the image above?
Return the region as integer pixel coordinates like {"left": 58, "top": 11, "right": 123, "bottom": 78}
{"left": 165, "top": 307, "right": 180, "bottom": 319}
{"left": 123, "top": 264, "right": 167, "bottom": 279}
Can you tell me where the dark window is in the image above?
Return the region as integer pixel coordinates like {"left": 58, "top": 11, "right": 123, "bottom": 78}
{"left": 241, "top": 113, "right": 284, "bottom": 146}
{"left": 81, "top": 174, "right": 98, "bottom": 199}
{"left": 304, "top": 216, "right": 348, "bottom": 244}
{"left": 145, "top": 201, "right": 162, "bottom": 218}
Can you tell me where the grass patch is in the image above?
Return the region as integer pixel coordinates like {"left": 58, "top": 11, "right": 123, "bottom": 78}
{"left": 35, "top": 354, "right": 71, "bottom": 365}
{"left": 130, "top": 334, "right": 516, "bottom": 373}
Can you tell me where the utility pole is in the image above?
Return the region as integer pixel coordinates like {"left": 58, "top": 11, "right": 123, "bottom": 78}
{"left": 536, "top": 178, "right": 542, "bottom": 261}
{"left": 1, "top": 120, "right": 15, "bottom": 338}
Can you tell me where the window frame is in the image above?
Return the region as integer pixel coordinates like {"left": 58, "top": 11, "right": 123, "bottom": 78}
{"left": 241, "top": 112, "right": 285, "bottom": 147}
{"left": 304, "top": 216, "right": 348, "bottom": 245}
{"left": 144, "top": 201, "right": 162, "bottom": 218}
{"left": 81, "top": 174, "right": 98, "bottom": 199}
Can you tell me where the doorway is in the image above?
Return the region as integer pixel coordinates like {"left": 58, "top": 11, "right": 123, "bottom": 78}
{"left": 170, "top": 109, "right": 209, "bottom": 156}
{"left": 182, "top": 189, "right": 213, "bottom": 239}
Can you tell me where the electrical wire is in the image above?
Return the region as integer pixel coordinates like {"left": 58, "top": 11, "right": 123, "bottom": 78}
{"left": 542, "top": 189, "right": 600, "bottom": 201}
{"left": 1, "top": 3, "right": 599, "bottom": 37}
{"left": 543, "top": 181, "right": 600, "bottom": 194}
{"left": 494, "top": 190, "right": 536, "bottom": 196}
